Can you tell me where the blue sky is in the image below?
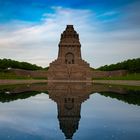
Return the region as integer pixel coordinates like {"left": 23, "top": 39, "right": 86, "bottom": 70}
{"left": 0, "top": 0, "right": 140, "bottom": 67}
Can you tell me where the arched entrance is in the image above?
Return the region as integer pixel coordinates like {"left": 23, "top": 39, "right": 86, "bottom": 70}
{"left": 65, "top": 53, "right": 74, "bottom": 64}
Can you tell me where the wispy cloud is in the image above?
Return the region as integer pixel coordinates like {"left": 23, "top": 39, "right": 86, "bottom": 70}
{"left": 0, "top": 4, "right": 139, "bottom": 68}
{"left": 0, "top": 7, "right": 94, "bottom": 67}
{"left": 97, "top": 11, "right": 119, "bottom": 17}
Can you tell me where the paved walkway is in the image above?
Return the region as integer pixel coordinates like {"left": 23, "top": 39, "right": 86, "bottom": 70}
{"left": 0, "top": 79, "right": 92, "bottom": 85}
{"left": 0, "top": 80, "right": 48, "bottom": 85}
{"left": 0, "top": 79, "right": 140, "bottom": 86}
{"left": 93, "top": 80, "right": 140, "bottom": 86}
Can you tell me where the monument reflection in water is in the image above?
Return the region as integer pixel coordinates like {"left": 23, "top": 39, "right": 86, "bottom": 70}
{"left": 0, "top": 83, "right": 140, "bottom": 140}
{"left": 48, "top": 82, "right": 92, "bottom": 139}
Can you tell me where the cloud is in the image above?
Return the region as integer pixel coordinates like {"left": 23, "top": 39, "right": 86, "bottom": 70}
{"left": 119, "top": 1, "right": 140, "bottom": 29}
{"left": 0, "top": 5, "right": 140, "bottom": 68}
{"left": 0, "top": 7, "right": 94, "bottom": 67}
{"left": 97, "top": 11, "right": 119, "bottom": 17}
{"left": 97, "top": 1, "right": 140, "bottom": 31}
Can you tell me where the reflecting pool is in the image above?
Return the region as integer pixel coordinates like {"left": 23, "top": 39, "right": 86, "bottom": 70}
{"left": 0, "top": 83, "right": 140, "bottom": 140}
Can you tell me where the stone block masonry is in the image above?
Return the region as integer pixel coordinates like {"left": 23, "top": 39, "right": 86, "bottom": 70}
{"left": 47, "top": 25, "right": 92, "bottom": 80}
{"left": 9, "top": 69, "right": 48, "bottom": 79}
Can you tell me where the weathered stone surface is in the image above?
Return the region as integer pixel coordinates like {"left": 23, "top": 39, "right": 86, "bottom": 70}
{"left": 9, "top": 68, "right": 48, "bottom": 78}
{"left": 47, "top": 25, "right": 92, "bottom": 80}
{"left": 92, "top": 70, "right": 127, "bottom": 78}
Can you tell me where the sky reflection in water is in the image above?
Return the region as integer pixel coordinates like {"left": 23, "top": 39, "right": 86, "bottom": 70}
{"left": 0, "top": 83, "right": 140, "bottom": 140}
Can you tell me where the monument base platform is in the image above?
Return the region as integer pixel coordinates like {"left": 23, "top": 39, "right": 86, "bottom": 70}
{"left": 47, "top": 63, "right": 92, "bottom": 81}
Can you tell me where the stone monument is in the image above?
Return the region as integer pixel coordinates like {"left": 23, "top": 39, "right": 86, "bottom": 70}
{"left": 47, "top": 25, "right": 92, "bottom": 80}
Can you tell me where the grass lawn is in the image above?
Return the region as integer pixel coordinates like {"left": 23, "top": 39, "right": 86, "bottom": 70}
{"left": 94, "top": 73, "right": 140, "bottom": 80}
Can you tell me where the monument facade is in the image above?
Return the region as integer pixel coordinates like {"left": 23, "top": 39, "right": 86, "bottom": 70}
{"left": 47, "top": 25, "right": 92, "bottom": 80}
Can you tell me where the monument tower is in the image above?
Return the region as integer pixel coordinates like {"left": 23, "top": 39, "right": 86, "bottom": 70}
{"left": 47, "top": 25, "right": 92, "bottom": 80}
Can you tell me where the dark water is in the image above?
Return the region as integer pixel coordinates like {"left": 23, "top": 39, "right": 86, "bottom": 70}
{"left": 0, "top": 83, "right": 140, "bottom": 140}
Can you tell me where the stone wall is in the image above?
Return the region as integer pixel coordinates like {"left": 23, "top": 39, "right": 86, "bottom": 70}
{"left": 9, "top": 69, "right": 48, "bottom": 79}
{"left": 92, "top": 70, "right": 127, "bottom": 79}
{"left": 9, "top": 68, "right": 127, "bottom": 79}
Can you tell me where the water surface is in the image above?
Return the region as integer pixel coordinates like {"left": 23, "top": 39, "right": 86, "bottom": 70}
{"left": 0, "top": 83, "right": 140, "bottom": 140}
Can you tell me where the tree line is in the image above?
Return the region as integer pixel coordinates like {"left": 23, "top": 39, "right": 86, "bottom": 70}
{"left": 0, "top": 58, "right": 43, "bottom": 70}
{"left": 1, "top": 58, "right": 139, "bottom": 72}
{"left": 98, "top": 58, "right": 140, "bottom": 72}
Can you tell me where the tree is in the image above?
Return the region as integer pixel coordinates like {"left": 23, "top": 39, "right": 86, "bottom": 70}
{"left": 97, "top": 58, "right": 140, "bottom": 72}
{"left": 0, "top": 58, "right": 43, "bottom": 70}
